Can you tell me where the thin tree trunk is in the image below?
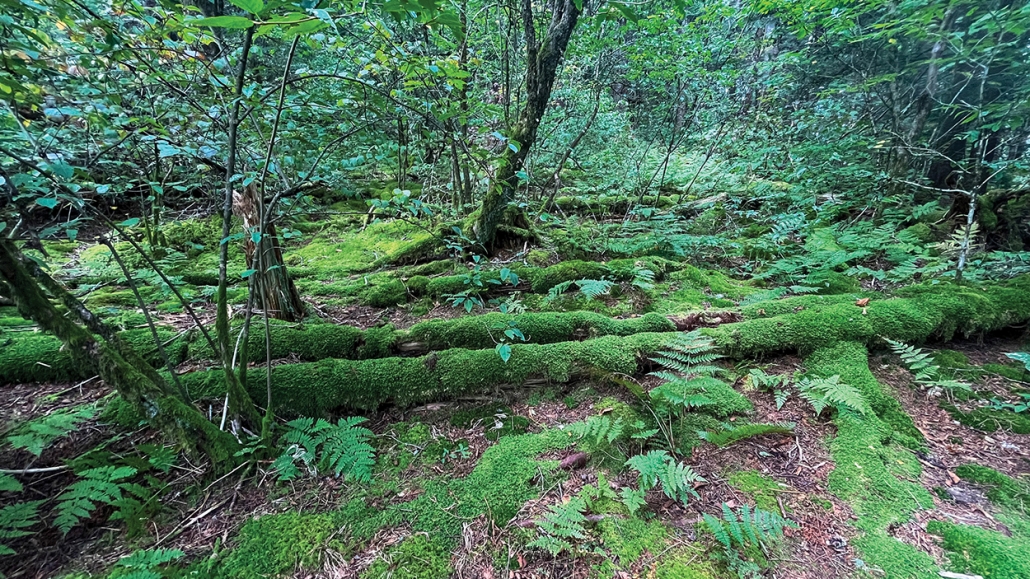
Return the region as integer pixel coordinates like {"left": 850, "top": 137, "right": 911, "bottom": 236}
{"left": 475, "top": 0, "right": 581, "bottom": 251}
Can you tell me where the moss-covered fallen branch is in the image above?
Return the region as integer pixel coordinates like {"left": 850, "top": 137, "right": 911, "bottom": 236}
{"left": 313, "top": 256, "right": 679, "bottom": 307}
{"left": 187, "top": 311, "right": 676, "bottom": 363}
{"left": 0, "top": 327, "right": 187, "bottom": 385}
{"left": 180, "top": 332, "right": 692, "bottom": 414}
{"left": 708, "top": 275, "right": 1030, "bottom": 356}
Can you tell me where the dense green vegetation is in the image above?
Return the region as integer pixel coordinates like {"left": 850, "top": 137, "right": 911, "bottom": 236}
{"left": 2, "top": 0, "right": 1029, "bottom": 577}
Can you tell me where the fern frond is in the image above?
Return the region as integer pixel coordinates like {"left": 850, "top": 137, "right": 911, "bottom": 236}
{"left": 55, "top": 466, "right": 137, "bottom": 534}
{"left": 528, "top": 496, "right": 590, "bottom": 556}
{"left": 626, "top": 450, "right": 704, "bottom": 505}
{"left": 275, "top": 416, "right": 375, "bottom": 482}
{"left": 6, "top": 405, "right": 95, "bottom": 457}
{"left": 798, "top": 375, "right": 872, "bottom": 417}
{"left": 566, "top": 415, "right": 625, "bottom": 446}
{"left": 0, "top": 500, "right": 43, "bottom": 555}
{"left": 698, "top": 422, "right": 796, "bottom": 447}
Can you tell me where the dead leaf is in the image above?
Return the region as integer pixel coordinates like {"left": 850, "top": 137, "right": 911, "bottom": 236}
{"left": 947, "top": 471, "right": 961, "bottom": 484}
{"left": 855, "top": 298, "right": 870, "bottom": 307}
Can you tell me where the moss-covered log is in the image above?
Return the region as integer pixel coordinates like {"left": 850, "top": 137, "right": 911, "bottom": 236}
{"left": 708, "top": 276, "right": 1030, "bottom": 356}
{"left": 187, "top": 311, "right": 675, "bottom": 363}
{"left": 356, "top": 257, "right": 678, "bottom": 307}
{"left": 0, "top": 327, "right": 188, "bottom": 385}
{"left": 180, "top": 332, "right": 690, "bottom": 415}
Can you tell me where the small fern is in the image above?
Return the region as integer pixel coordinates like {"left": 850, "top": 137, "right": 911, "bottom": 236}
{"left": 115, "top": 547, "right": 185, "bottom": 579}
{"left": 798, "top": 375, "right": 872, "bottom": 417}
{"left": 626, "top": 450, "right": 705, "bottom": 505}
{"left": 703, "top": 503, "right": 797, "bottom": 578}
{"left": 272, "top": 417, "right": 375, "bottom": 482}
{"left": 699, "top": 422, "right": 796, "bottom": 447}
{"left": 545, "top": 278, "right": 615, "bottom": 301}
{"left": 55, "top": 465, "right": 137, "bottom": 534}
{"left": 0, "top": 500, "right": 43, "bottom": 556}
{"left": 565, "top": 415, "right": 625, "bottom": 446}
{"left": 887, "top": 338, "right": 972, "bottom": 394}
{"left": 527, "top": 496, "right": 589, "bottom": 556}
{"left": 648, "top": 377, "right": 715, "bottom": 413}
{"left": 6, "top": 405, "right": 96, "bottom": 457}
{"left": 650, "top": 330, "right": 723, "bottom": 378}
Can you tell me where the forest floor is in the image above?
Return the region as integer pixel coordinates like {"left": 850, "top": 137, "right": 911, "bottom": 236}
{"left": 2, "top": 206, "right": 1030, "bottom": 579}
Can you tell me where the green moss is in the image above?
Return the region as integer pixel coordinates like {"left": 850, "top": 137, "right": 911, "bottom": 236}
{"left": 954, "top": 465, "right": 1030, "bottom": 512}
{"left": 984, "top": 362, "right": 1030, "bottom": 382}
{"left": 181, "top": 332, "right": 677, "bottom": 415}
{"left": 98, "top": 395, "right": 144, "bottom": 429}
{"left": 599, "top": 517, "right": 670, "bottom": 564}
{"left": 928, "top": 520, "right": 1030, "bottom": 579}
{"left": 288, "top": 219, "right": 438, "bottom": 278}
{"left": 0, "top": 327, "right": 186, "bottom": 385}
{"left": 712, "top": 275, "right": 1030, "bottom": 356}
{"left": 404, "top": 311, "right": 674, "bottom": 351}
{"left": 336, "top": 429, "right": 571, "bottom": 555}
{"left": 218, "top": 512, "right": 339, "bottom": 578}
{"left": 727, "top": 470, "right": 786, "bottom": 512}
{"left": 360, "top": 534, "right": 453, "bottom": 579}
{"left": 485, "top": 415, "right": 530, "bottom": 441}
{"left": 805, "top": 342, "right": 937, "bottom": 578}
{"left": 805, "top": 271, "right": 861, "bottom": 295}
{"left": 932, "top": 350, "right": 982, "bottom": 380}
{"left": 941, "top": 403, "right": 1030, "bottom": 434}
{"left": 901, "top": 223, "right": 934, "bottom": 243}
{"left": 655, "top": 547, "right": 722, "bottom": 579}
{"left": 672, "top": 413, "right": 723, "bottom": 454}
{"left": 189, "top": 321, "right": 386, "bottom": 363}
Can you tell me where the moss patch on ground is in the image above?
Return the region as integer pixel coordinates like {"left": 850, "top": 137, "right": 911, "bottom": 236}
{"left": 805, "top": 342, "right": 936, "bottom": 578}
{"left": 928, "top": 519, "right": 1030, "bottom": 579}
{"left": 727, "top": 470, "right": 787, "bottom": 512}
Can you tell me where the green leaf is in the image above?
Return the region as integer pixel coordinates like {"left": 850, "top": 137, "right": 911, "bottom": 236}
{"left": 230, "top": 0, "right": 264, "bottom": 14}
{"left": 119, "top": 218, "right": 140, "bottom": 227}
{"left": 195, "top": 16, "right": 254, "bottom": 29}
{"left": 496, "top": 343, "right": 512, "bottom": 363}
{"left": 36, "top": 198, "right": 58, "bottom": 209}
{"left": 241, "top": 269, "right": 257, "bottom": 279}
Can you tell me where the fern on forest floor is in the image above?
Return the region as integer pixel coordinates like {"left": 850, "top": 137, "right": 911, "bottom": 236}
{"left": 272, "top": 417, "right": 375, "bottom": 482}
{"left": 626, "top": 450, "right": 704, "bottom": 505}
{"left": 5, "top": 405, "right": 95, "bottom": 457}
{"left": 886, "top": 338, "right": 972, "bottom": 396}
{"left": 702, "top": 503, "right": 796, "bottom": 578}
{"left": 798, "top": 375, "right": 872, "bottom": 417}
{"left": 699, "top": 422, "right": 795, "bottom": 447}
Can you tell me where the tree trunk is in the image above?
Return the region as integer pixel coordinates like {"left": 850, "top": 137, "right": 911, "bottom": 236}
{"left": 475, "top": 0, "right": 581, "bottom": 251}
{"left": 232, "top": 182, "right": 305, "bottom": 322}
{"left": 0, "top": 238, "right": 237, "bottom": 466}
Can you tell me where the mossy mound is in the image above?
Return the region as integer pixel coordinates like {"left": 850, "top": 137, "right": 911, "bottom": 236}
{"left": 928, "top": 520, "right": 1030, "bottom": 579}
{"left": 954, "top": 464, "right": 1030, "bottom": 512}
{"left": 215, "top": 511, "right": 341, "bottom": 578}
